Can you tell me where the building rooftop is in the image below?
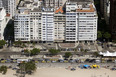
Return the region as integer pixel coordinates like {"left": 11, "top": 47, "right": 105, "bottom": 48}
{"left": 17, "top": 0, "right": 42, "bottom": 14}
{"left": 55, "top": 7, "right": 64, "bottom": 14}
{"left": 66, "top": 0, "right": 96, "bottom": 13}
{"left": 6, "top": 14, "right": 10, "bottom": 17}
{"left": 77, "top": 4, "right": 94, "bottom": 12}
{"left": 69, "top": 0, "right": 93, "bottom": 2}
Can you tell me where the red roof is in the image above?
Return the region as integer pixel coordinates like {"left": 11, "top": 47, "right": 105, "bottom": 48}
{"left": 55, "top": 7, "right": 64, "bottom": 14}
{"left": 6, "top": 13, "right": 10, "bottom": 17}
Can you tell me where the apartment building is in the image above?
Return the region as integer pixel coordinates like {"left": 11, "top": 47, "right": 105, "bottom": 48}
{"left": 54, "top": 7, "right": 65, "bottom": 42}
{"left": 41, "top": 8, "right": 54, "bottom": 42}
{"left": 0, "top": 0, "right": 16, "bottom": 17}
{"left": 15, "top": 0, "right": 63, "bottom": 42}
{"left": 66, "top": 1, "right": 98, "bottom": 42}
{"left": 0, "top": 7, "right": 6, "bottom": 40}
{"left": 43, "top": 0, "right": 64, "bottom": 8}
{"left": 0, "top": 0, "right": 2, "bottom": 7}
{"left": 14, "top": 13, "right": 30, "bottom": 41}
{"left": 14, "top": 0, "right": 43, "bottom": 41}
{"left": 14, "top": 0, "right": 97, "bottom": 42}
{"left": 29, "top": 11, "right": 42, "bottom": 41}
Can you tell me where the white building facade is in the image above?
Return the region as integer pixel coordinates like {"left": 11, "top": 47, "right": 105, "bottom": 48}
{"left": 54, "top": 13, "right": 65, "bottom": 42}
{"left": 0, "top": 0, "right": 16, "bottom": 17}
{"left": 14, "top": 0, "right": 98, "bottom": 42}
{"left": 29, "top": 11, "right": 41, "bottom": 41}
{"left": 14, "top": 13, "right": 30, "bottom": 41}
{"left": 66, "top": 1, "right": 98, "bottom": 42}
{"left": 42, "top": 10, "right": 54, "bottom": 42}
{"left": 0, "top": 7, "right": 6, "bottom": 40}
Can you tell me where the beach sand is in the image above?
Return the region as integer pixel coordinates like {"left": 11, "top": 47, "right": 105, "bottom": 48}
{"left": 27, "top": 68, "right": 116, "bottom": 77}
{"left": 0, "top": 68, "right": 116, "bottom": 77}
{"left": 0, "top": 69, "right": 16, "bottom": 77}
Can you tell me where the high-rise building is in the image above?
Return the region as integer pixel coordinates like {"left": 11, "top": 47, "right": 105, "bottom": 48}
{"left": 110, "top": 0, "right": 116, "bottom": 39}
{"left": 100, "top": 0, "right": 110, "bottom": 24}
{"left": 0, "top": 7, "right": 6, "bottom": 40}
{"left": 14, "top": 13, "right": 30, "bottom": 41}
{"left": 14, "top": 0, "right": 98, "bottom": 42}
{"left": 41, "top": 8, "right": 54, "bottom": 42}
{"left": 29, "top": 11, "right": 42, "bottom": 41}
{"left": 0, "top": 0, "right": 16, "bottom": 17}
{"left": 66, "top": 1, "right": 98, "bottom": 42}
{"left": 54, "top": 7, "right": 65, "bottom": 42}
{"left": 14, "top": 0, "right": 43, "bottom": 42}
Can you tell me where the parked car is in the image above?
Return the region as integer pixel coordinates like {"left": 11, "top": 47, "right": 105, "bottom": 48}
{"left": 111, "top": 68, "right": 116, "bottom": 70}
{"left": 69, "top": 59, "right": 75, "bottom": 63}
{"left": 48, "top": 44, "right": 51, "bottom": 45}
{"left": 71, "top": 68, "right": 76, "bottom": 71}
{"left": 51, "top": 60, "right": 57, "bottom": 63}
{"left": 6, "top": 59, "right": 11, "bottom": 63}
{"left": 95, "top": 59, "right": 101, "bottom": 63}
{"left": 85, "top": 59, "right": 90, "bottom": 63}
{"left": 45, "top": 59, "right": 51, "bottom": 63}
{"left": 58, "top": 59, "right": 64, "bottom": 63}
{"left": 12, "top": 67, "right": 18, "bottom": 70}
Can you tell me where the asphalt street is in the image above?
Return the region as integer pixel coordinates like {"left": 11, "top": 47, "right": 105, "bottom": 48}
{"left": 0, "top": 51, "right": 96, "bottom": 58}
{"left": 0, "top": 63, "right": 116, "bottom": 68}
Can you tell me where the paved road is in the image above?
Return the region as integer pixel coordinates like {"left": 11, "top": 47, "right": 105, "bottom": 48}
{"left": 0, "top": 63, "right": 116, "bottom": 68}
{"left": 0, "top": 52, "right": 21, "bottom": 58}
{"left": 0, "top": 52, "right": 21, "bottom": 55}
{"left": 37, "top": 63, "right": 116, "bottom": 68}
{"left": 0, "top": 51, "right": 96, "bottom": 58}
{"left": 0, "top": 45, "right": 114, "bottom": 59}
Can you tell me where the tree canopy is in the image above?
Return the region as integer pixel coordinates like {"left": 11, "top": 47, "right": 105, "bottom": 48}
{"left": 30, "top": 48, "right": 40, "bottom": 56}
{"left": 0, "top": 40, "right": 6, "bottom": 48}
{"left": 97, "top": 31, "right": 102, "bottom": 39}
{"left": 14, "top": 40, "right": 22, "bottom": 47}
{"left": 0, "top": 65, "right": 7, "bottom": 74}
{"left": 64, "top": 52, "right": 72, "bottom": 58}
{"left": 49, "top": 49, "right": 60, "bottom": 55}
{"left": 23, "top": 49, "right": 30, "bottom": 55}
{"left": 19, "top": 61, "right": 36, "bottom": 74}
{"left": 93, "top": 52, "right": 100, "bottom": 57}
{"left": 103, "top": 32, "right": 111, "bottom": 39}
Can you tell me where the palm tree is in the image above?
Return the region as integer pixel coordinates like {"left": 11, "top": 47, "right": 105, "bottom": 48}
{"left": 19, "top": 61, "right": 37, "bottom": 75}
{"left": 30, "top": 48, "right": 40, "bottom": 56}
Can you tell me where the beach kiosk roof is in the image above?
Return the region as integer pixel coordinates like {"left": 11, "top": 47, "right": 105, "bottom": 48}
{"left": 99, "top": 51, "right": 116, "bottom": 56}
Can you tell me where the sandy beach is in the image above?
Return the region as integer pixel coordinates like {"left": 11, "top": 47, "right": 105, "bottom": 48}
{"left": 0, "top": 69, "right": 16, "bottom": 77}
{"left": 1, "top": 67, "right": 116, "bottom": 77}
{"left": 27, "top": 68, "right": 116, "bottom": 77}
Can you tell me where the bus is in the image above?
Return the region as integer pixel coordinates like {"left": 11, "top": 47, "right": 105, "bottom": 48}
{"left": 17, "top": 59, "right": 29, "bottom": 63}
